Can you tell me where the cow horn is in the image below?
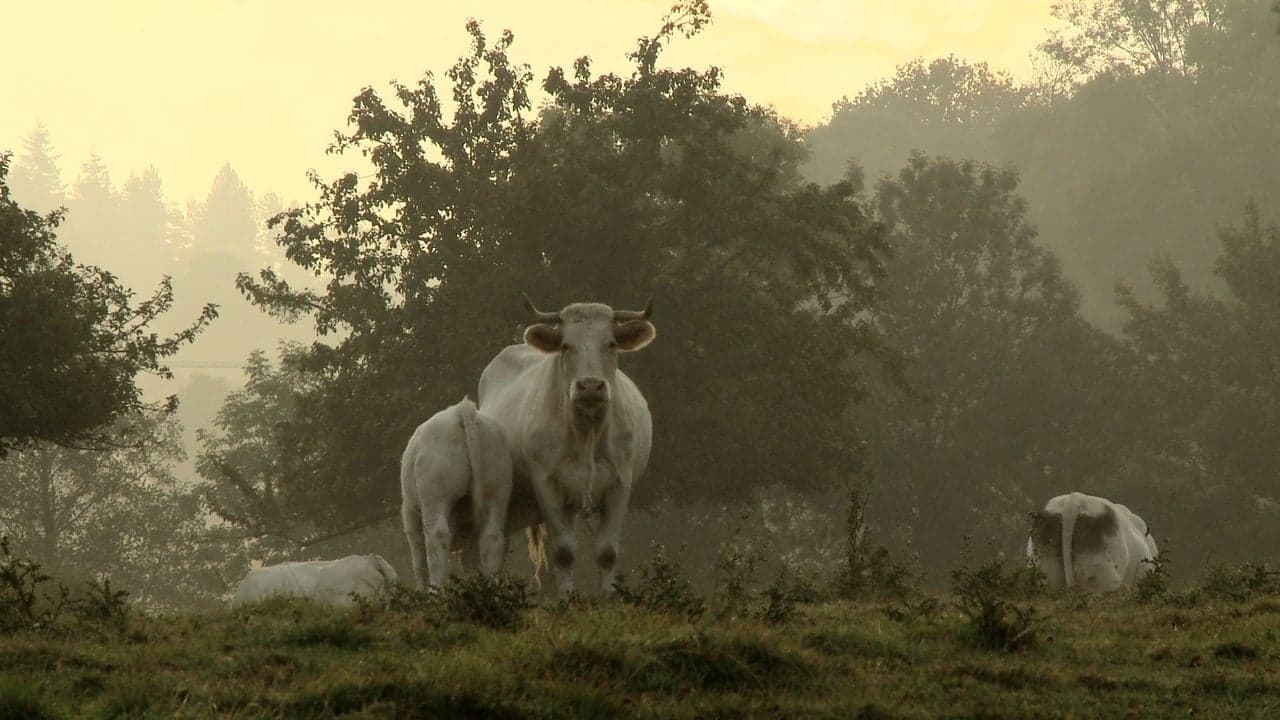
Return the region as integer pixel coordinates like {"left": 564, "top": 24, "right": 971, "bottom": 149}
{"left": 613, "top": 299, "right": 653, "bottom": 323}
{"left": 522, "top": 294, "right": 561, "bottom": 324}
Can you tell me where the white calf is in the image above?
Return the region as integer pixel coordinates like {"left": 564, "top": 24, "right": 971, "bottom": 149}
{"left": 400, "top": 397, "right": 513, "bottom": 589}
{"left": 230, "top": 554, "right": 397, "bottom": 607}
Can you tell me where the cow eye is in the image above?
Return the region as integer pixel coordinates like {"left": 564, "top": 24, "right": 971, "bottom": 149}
{"left": 607, "top": 340, "right": 617, "bottom": 349}
{"left": 560, "top": 342, "right": 570, "bottom": 351}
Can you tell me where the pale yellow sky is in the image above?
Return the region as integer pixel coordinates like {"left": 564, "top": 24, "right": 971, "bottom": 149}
{"left": 1, "top": 1, "right": 1056, "bottom": 207}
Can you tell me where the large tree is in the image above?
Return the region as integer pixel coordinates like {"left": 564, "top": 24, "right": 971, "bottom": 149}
{"left": 0, "top": 153, "right": 216, "bottom": 457}
{"left": 804, "top": 56, "right": 1027, "bottom": 186}
{"left": 1036, "top": 0, "right": 1226, "bottom": 91}
{"left": 1115, "top": 205, "right": 1280, "bottom": 566}
{"left": 0, "top": 413, "right": 245, "bottom": 609}
{"left": 218, "top": 5, "right": 893, "bottom": 545}
{"left": 856, "top": 154, "right": 1134, "bottom": 575}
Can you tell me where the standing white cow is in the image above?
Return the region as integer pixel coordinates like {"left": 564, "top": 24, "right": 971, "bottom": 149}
{"left": 1026, "top": 492, "right": 1159, "bottom": 592}
{"left": 230, "top": 555, "right": 397, "bottom": 607}
{"left": 400, "top": 397, "right": 514, "bottom": 589}
{"left": 478, "top": 297, "right": 655, "bottom": 598}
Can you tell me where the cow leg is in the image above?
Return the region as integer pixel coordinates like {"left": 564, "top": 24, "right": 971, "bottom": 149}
{"left": 594, "top": 479, "right": 632, "bottom": 595}
{"left": 475, "top": 494, "right": 510, "bottom": 578}
{"left": 402, "top": 503, "right": 430, "bottom": 590}
{"left": 422, "top": 504, "right": 452, "bottom": 590}
{"left": 531, "top": 473, "right": 577, "bottom": 598}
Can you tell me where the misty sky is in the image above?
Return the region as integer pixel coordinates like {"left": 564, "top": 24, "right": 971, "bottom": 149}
{"left": 3, "top": 0, "right": 1056, "bottom": 206}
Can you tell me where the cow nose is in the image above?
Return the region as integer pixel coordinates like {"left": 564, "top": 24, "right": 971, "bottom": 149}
{"left": 575, "top": 378, "right": 606, "bottom": 396}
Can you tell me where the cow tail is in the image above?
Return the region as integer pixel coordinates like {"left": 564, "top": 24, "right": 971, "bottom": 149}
{"left": 457, "top": 397, "right": 486, "bottom": 525}
{"left": 1061, "top": 501, "right": 1078, "bottom": 588}
{"left": 527, "top": 524, "right": 548, "bottom": 589}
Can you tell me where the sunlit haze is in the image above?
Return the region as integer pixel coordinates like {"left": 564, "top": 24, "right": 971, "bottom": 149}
{"left": 2, "top": 0, "right": 1055, "bottom": 206}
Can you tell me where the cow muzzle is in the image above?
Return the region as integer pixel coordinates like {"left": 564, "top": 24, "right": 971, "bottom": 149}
{"left": 572, "top": 378, "right": 609, "bottom": 414}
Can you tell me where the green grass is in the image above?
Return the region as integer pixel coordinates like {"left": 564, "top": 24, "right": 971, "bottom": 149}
{"left": 3, "top": 592, "right": 1280, "bottom": 719}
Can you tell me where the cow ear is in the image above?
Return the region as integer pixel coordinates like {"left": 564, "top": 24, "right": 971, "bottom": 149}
{"left": 614, "top": 320, "right": 655, "bottom": 352}
{"left": 524, "top": 324, "right": 562, "bottom": 353}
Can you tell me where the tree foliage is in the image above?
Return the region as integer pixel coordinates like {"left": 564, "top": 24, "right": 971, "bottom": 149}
{"left": 0, "top": 413, "right": 244, "bottom": 609}
{"left": 220, "top": 5, "right": 893, "bottom": 543}
{"left": 1116, "top": 205, "right": 1280, "bottom": 564}
{"left": 1037, "top": 0, "right": 1226, "bottom": 90}
{"left": 0, "top": 154, "right": 216, "bottom": 457}
{"left": 856, "top": 155, "right": 1134, "bottom": 574}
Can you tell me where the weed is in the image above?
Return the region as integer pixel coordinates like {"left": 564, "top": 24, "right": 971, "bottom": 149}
{"left": 441, "top": 574, "right": 533, "bottom": 631}
{"left": 1199, "top": 562, "right": 1280, "bottom": 601}
{"left": 950, "top": 545, "right": 1045, "bottom": 652}
{"left": 882, "top": 593, "right": 942, "bottom": 626}
{"left": 711, "top": 523, "right": 762, "bottom": 616}
{"left": 0, "top": 678, "right": 56, "bottom": 720}
{"left": 1212, "top": 641, "right": 1259, "bottom": 660}
{"left": 614, "top": 543, "right": 705, "bottom": 622}
{"left": 1133, "top": 547, "right": 1172, "bottom": 604}
{"left": 73, "top": 577, "right": 131, "bottom": 630}
{"left": 0, "top": 537, "right": 69, "bottom": 633}
{"left": 759, "top": 567, "right": 818, "bottom": 625}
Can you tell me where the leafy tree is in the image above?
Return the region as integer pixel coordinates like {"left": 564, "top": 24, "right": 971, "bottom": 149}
{"left": 856, "top": 154, "right": 1134, "bottom": 576}
{"left": 197, "top": 346, "right": 331, "bottom": 556}
{"left": 1116, "top": 205, "right": 1280, "bottom": 565}
{"left": 8, "top": 124, "right": 64, "bottom": 215}
{"left": 804, "top": 56, "right": 1027, "bottom": 186}
{"left": 222, "top": 5, "right": 893, "bottom": 544}
{"left": 0, "top": 413, "right": 245, "bottom": 609}
{"left": 0, "top": 153, "right": 216, "bottom": 457}
{"left": 1036, "top": 0, "right": 1226, "bottom": 91}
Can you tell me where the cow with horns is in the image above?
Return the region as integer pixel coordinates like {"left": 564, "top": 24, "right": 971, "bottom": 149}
{"left": 478, "top": 297, "right": 656, "bottom": 597}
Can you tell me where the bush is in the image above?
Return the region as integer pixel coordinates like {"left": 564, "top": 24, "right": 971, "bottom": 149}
{"left": 1199, "top": 562, "right": 1280, "bottom": 602}
{"left": 1133, "top": 549, "right": 1172, "bottom": 605}
{"left": 0, "top": 537, "right": 69, "bottom": 633}
{"left": 711, "top": 528, "right": 762, "bottom": 617}
{"left": 73, "top": 577, "right": 131, "bottom": 630}
{"left": 614, "top": 543, "right": 705, "bottom": 622}
{"left": 441, "top": 574, "right": 534, "bottom": 631}
{"left": 832, "top": 483, "right": 918, "bottom": 600}
{"left": 950, "top": 547, "right": 1045, "bottom": 651}
{"left": 759, "top": 568, "right": 819, "bottom": 626}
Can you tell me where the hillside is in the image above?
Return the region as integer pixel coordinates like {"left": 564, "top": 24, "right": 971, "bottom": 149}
{"left": 4, "top": 579, "right": 1279, "bottom": 719}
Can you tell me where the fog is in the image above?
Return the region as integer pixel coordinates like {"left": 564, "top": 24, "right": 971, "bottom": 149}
{"left": 3, "top": 0, "right": 1279, "bottom": 607}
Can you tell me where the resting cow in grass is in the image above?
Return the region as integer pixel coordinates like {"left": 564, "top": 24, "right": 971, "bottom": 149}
{"left": 230, "top": 555, "right": 397, "bottom": 607}
{"left": 1027, "top": 492, "right": 1159, "bottom": 592}
{"left": 400, "top": 397, "right": 514, "bottom": 589}
{"left": 478, "top": 297, "right": 655, "bottom": 598}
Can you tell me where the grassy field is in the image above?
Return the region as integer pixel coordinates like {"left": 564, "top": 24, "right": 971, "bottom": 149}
{"left": 4, "top": 576, "right": 1280, "bottom": 720}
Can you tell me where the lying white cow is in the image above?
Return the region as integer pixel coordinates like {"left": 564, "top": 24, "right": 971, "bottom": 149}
{"left": 230, "top": 554, "right": 397, "bottom": 607}
{"left": 400, "top": 397, "right": 513, "bottom": 589}
{"left": 1026, "top": 492, "right": 1158, "bottom": 592}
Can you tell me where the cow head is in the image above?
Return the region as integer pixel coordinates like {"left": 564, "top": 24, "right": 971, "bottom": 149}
{"left": 522, "top": 295, "right": 655, "bottom": 427}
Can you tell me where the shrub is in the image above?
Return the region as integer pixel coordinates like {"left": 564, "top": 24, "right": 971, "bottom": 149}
{"left": 950, "top": 547, "right": 1045, "bottom": 651}
{"left": 441, "top": 574, "right": 533, "bottom": 631}
{"left": 614, "top": 543, "right": 705, "bottom": 622}
{"left": 832, "top": 483, "right": 918, "bottom": 600}
{"left": 1199, "top": 562, "right": 1280, "bottom": 602}
{"left": 73, "top": 577, "right": 131, "bottom": 630}
{"left": 759, "top": 566, "right": 820, "bottom": 626}
{"left": 711, "top": 526, "right": 762, "bottom": 616}
{"left": 1134, "top": 548, "right": 1172, "bottom": 604}
{"left": 0, "top": 537, "right": 69, "bottom": 633}
{"left": 882, "top": 593, "right": 943, "bottom": 626}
